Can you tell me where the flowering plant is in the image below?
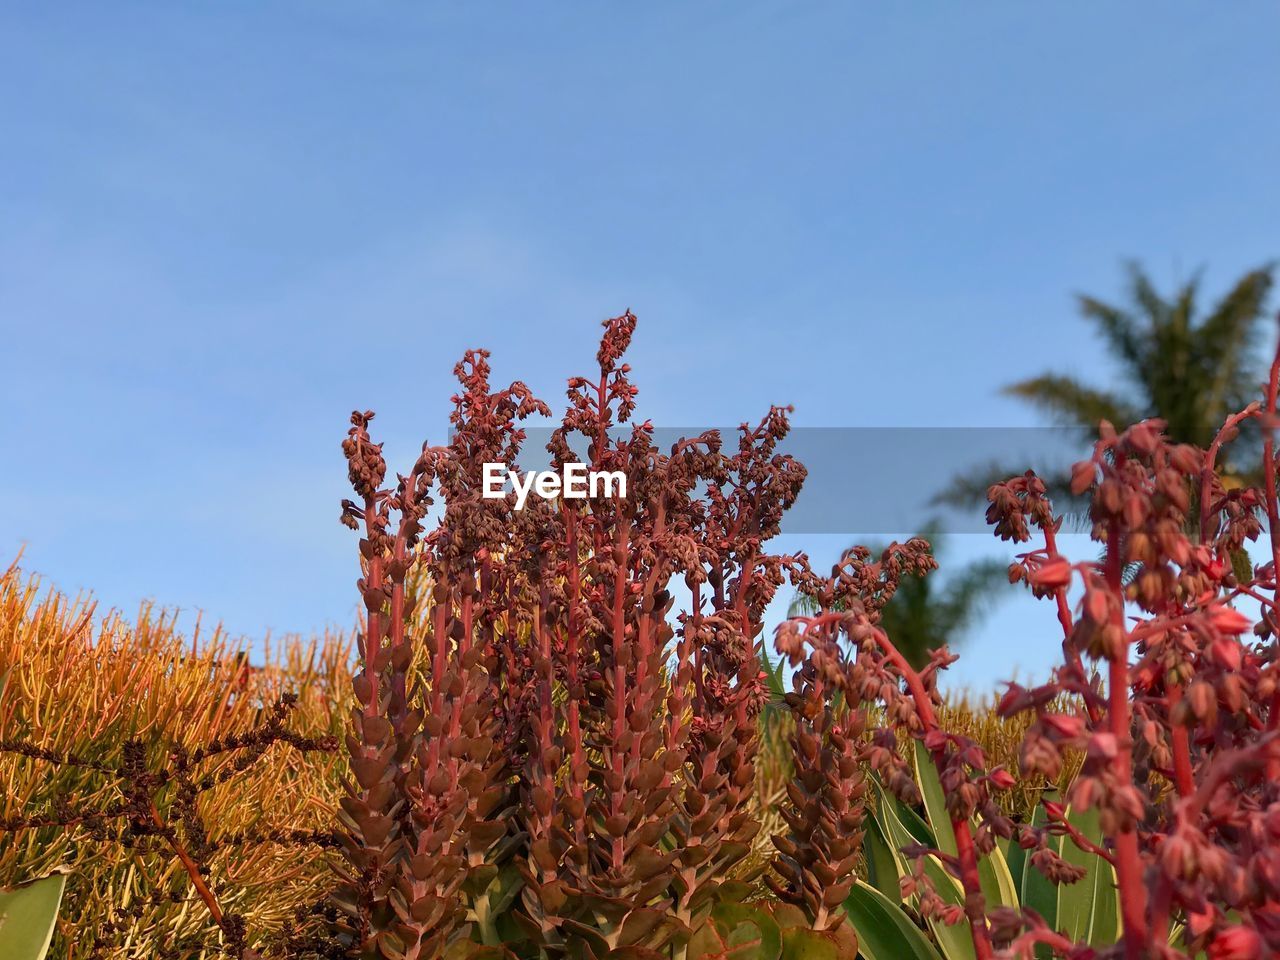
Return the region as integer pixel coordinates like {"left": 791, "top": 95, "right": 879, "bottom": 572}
{"left": 778, "top": 326, "right": 1280, "bottom": 959}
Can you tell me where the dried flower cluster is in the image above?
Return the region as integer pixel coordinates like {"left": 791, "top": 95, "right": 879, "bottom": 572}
{"left": 987, "top": 342, "right": 1280, "bottom": 960}
{"left": 335, "top": 313, "right": 819, "bottom": 959}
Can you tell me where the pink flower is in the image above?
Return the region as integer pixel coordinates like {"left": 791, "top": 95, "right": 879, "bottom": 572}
{"left": 1208, "top": 926, "right": 1263, "bottom": 960}
{"left": 987, "top": 767, "right": 1016, "bottom": 790}
{"left": 1029, "top": 557, "right": 1072, "bottom": 589}
{"left": 1209, "top": 606, "right": 1253, "bottom": 636}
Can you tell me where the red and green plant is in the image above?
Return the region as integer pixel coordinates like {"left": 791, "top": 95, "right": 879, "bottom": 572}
{"left": 334, "top": 313, "right": 839, "bottom": 960}
{"left": 8, "top": 311, "right": 1280, "bottom": 960}
{"left": 775, "top": 325, "right": 1280, "bottom": 959}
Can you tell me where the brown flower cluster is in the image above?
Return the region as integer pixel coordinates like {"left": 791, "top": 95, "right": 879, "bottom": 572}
{"left": 335, "top": 313, "right": 812, "bottom": 958}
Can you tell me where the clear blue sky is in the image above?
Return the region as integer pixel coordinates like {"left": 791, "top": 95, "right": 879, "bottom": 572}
{"left": 2, "top": 3, "right": 1277, "bottom": 690}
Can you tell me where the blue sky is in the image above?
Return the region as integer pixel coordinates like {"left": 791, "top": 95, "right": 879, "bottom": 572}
{"left": 2, "top": 3, "right": 1277, "bottom": 690}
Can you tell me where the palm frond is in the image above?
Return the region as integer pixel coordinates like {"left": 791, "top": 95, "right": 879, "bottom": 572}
{"left": 1126, "top": 260, "right": 1172, "bottom": 331}
{"left": 786, "top": 592, "right": 822, "bottom": 618}
{"left": 1196, "top": 265, "right": 1274, "bottom": 403}
{"left": 1169, "top": 273, "right": 1200, "bottom": 338}
{"left": 1076, "top": 294, "right": 1144, "bottom": 372}
{"left": 1001, "top": 374, "right": 1140, "bottom": 431}
{"left": 936, "top": 557, "right": 1011, "bottom": 635}
{"left": 930, "top": 458, "right": 1022, "bottom": 509}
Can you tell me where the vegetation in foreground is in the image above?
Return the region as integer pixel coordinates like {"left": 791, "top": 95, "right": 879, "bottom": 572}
{"left": 3, "top": 310, "right": 1280, "bottom": 960}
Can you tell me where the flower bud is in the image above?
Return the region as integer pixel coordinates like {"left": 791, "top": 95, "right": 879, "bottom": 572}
{"left": 1159, "top": 832, "right": 1196, "bottom": 880}
{"left": 1188, "top": 680, "right": 1218, "bottom": 725}
{"left": 1030, "top": 557, "right": 1072, "bottom": 590}
{"left": 1210, "top": 606, "right": 1253, "bottom": 636}
{"left": 1209, "top": 926, "right": 1263, "bottom": 960}
{"left": 988, "top": 767, "right": 1017, "bottom": 790}
{"left": 1070, "top": 460, "right": 1097, "bottom": 495}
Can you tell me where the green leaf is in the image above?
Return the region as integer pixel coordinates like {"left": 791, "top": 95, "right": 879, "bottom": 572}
{"left": 778, "top": 927, "right": 844, "bottom": 960}
{"left": 760, "top": 902, "right": 810, "bottom": 931}
{"left": 871, "top": 781, "right": 974, "bottom": 960}
{"left": 994, "top": 834, "right": 1012, "bottom": 863}
{"left": 0, "top": 873, "right": 67, "bottom": 960}
{"left": 887, "top": 787, "right": 935, "bottom": 848}
{"left": 688, "top": 920, "right": 730, "bottom": 960}
{"left": 1015, "top": 799, "right": 1058, "bottom": 960}
{"left": 976, "top": 838, "right": 1020, "bottom": 912}
{"left": 1056, "top": 806, "right": 1120, "bottom": 947}
{"left": 709, "top": 902, "right": 783, "bottom": 960}
{"left": 716, "top": 882, "right": 757, "bottom": 905}
{"left": 862, "top": 817, "right": 903, "bottom": 902}
{"left": 758, "top": 640, "right": 787, "bottom": 698}
{"left": 617, "top": 908, "right": 673, "bottom": 949}
{"left": 912, "top": 741, "right": 958, "bottom": 857}
{"left": 842, "top": 880, "right": 942, "bottom": 960}
{"left": 487, "top": 862, "right": 525, "bottom": 915}
{"left": 910, "top": 742, "right": 1019, "bottom": 911}
{"left": 867, "top": 780, "right": 912, "bottom": 881}
{"left": 1004, "top": 834, "right": 1026, "bottom": 902}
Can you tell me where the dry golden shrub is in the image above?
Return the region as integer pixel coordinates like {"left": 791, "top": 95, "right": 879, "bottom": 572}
{"left": 934, "top": 693, "right": 1083, "bottom": 822}
{"left": 0, "top": 558, "right": 351, "bottom": 959}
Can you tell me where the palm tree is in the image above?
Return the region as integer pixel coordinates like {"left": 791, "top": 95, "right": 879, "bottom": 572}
{"left": 787, "top": 522, "right": 1009, "bottom": 668}
{"left": 938, "top": 261, "right": 1275, "bottom": 507}
{"left": 1010, "top": 262, "right": 1273, "bottom": 446}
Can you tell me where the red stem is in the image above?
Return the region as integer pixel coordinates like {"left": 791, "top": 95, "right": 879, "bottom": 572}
{"left": 1262, "top": 334, "right": 1280, "bottom": 777}
{"left": 1044, "top": 805, "right": 1116, "bottom": 866}
{"left": 361, "top": 498, "right": 385, "bottom": 727}
{"left": 854, "top": 621, "right": 993, "bottom": 960}
{"left": 1042, "top": 521, "right": 1103, "bottom": 726}
{"left": 564, "top": 507, "right": 586, "bottom": 835}
{"left": 1103, "top": 520, "right": 1149, "bottom": 957}
{"left": 1165, "top": 685, "right": 1196, "bottom": 799}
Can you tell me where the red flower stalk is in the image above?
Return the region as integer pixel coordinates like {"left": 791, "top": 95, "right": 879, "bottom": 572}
{"left": 778, "top": 540, "right": 1005, "bottom": 959}
{"left": 985, "top": 322, "right": 1280, "bottom": 958}
{"left": 334, "top": 348, "right": 548, "bottom": 957}
{"left": 340, "top": 312, "right": 810, "bottom": 958}
{"left": 766, "top": 613, "right": 867, "bottom": 935}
